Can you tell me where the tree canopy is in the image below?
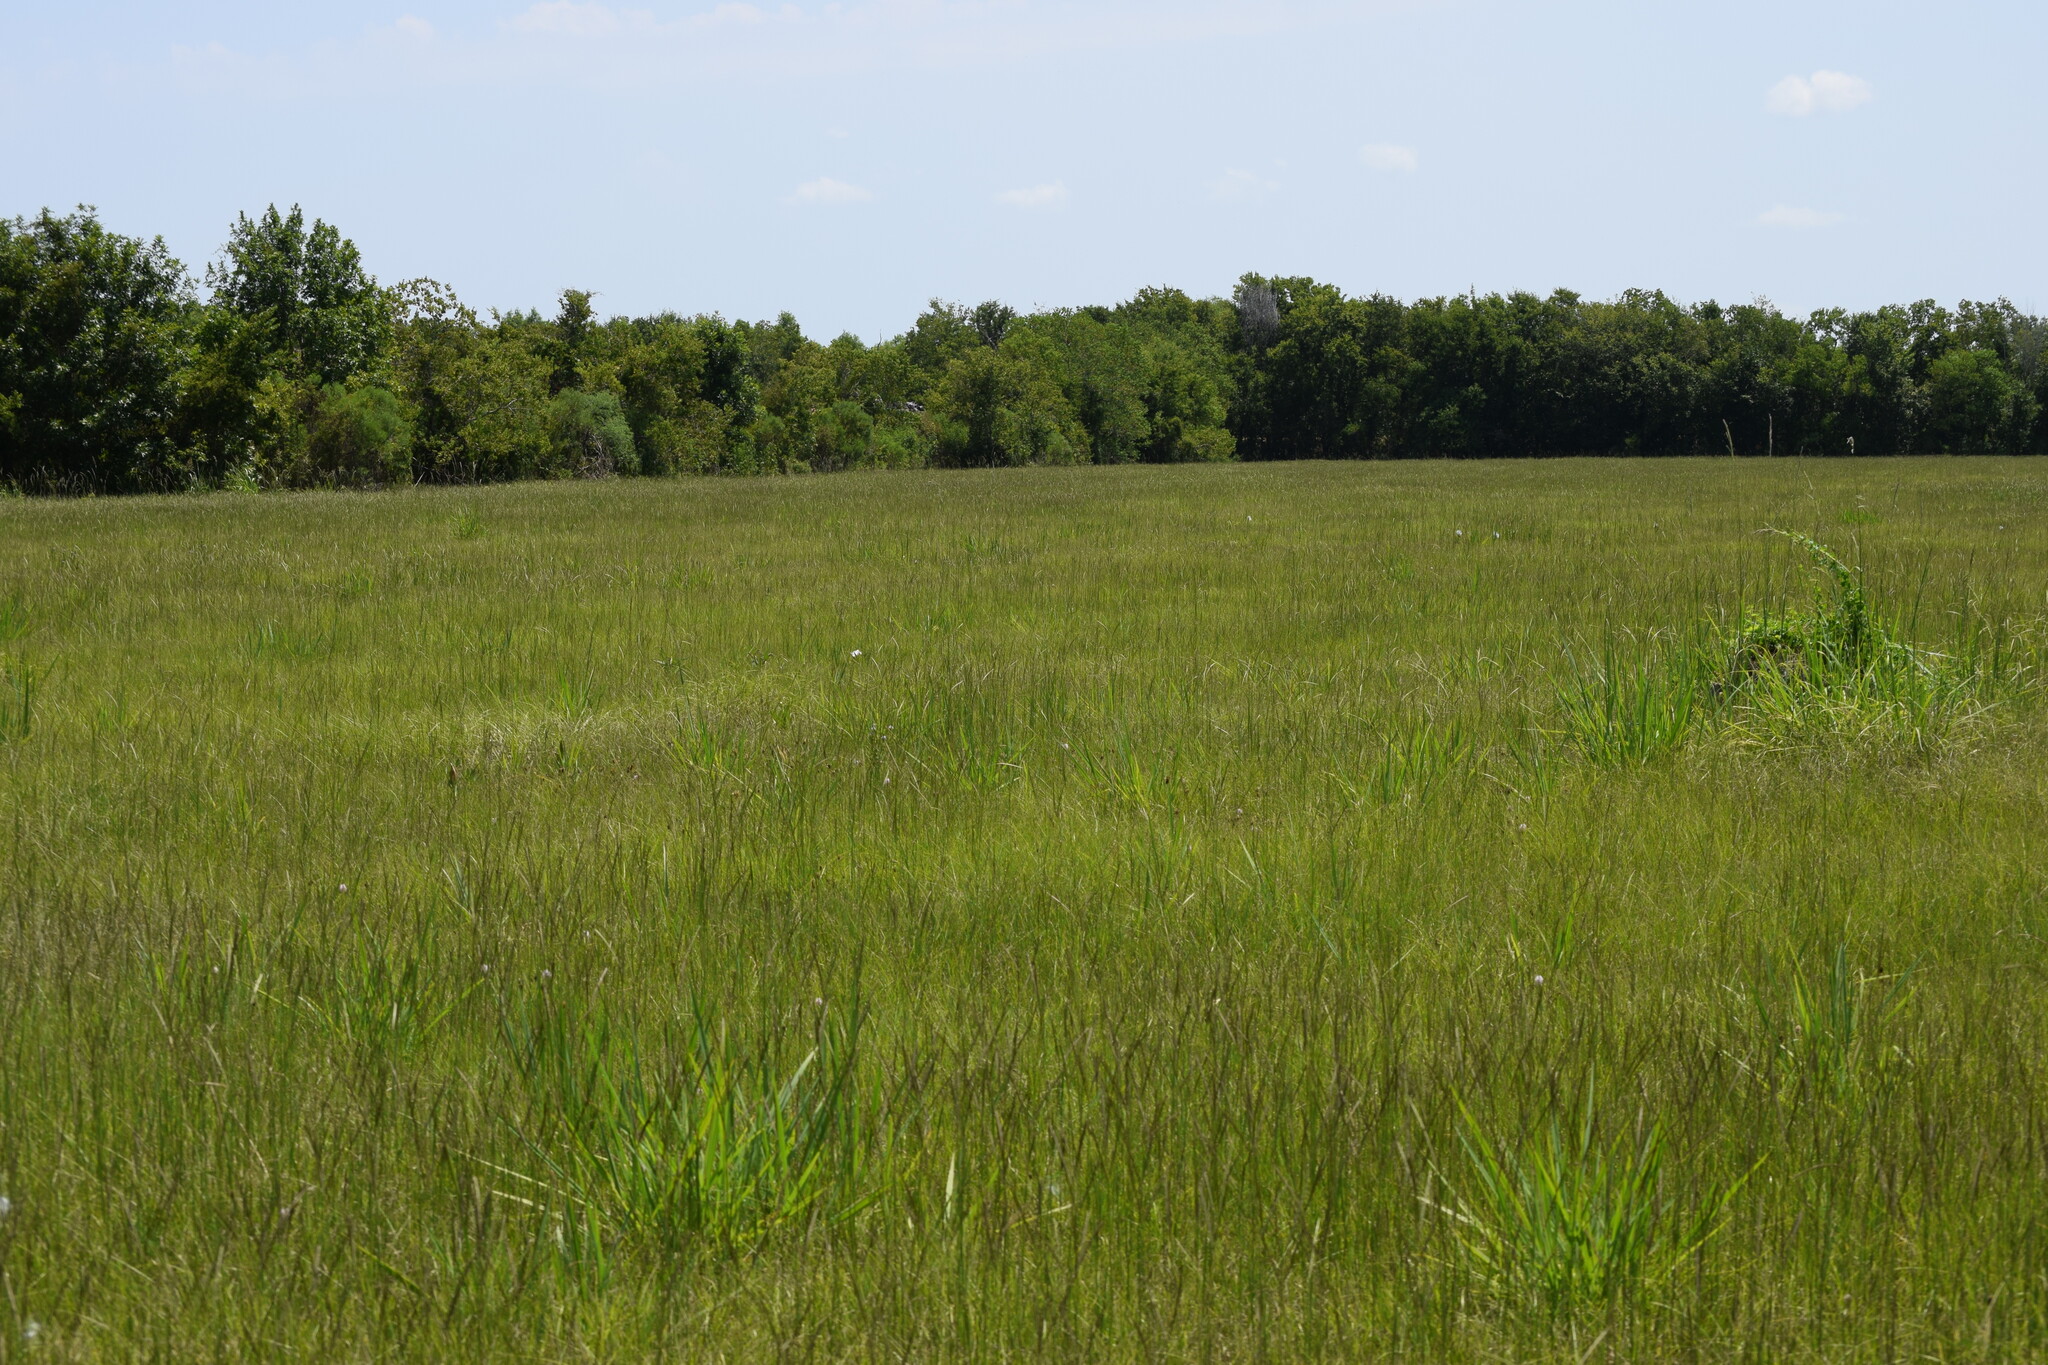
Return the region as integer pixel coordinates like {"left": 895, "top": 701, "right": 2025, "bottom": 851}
{"left": 3, "top": 205, "right": 2043, "bottom": 494}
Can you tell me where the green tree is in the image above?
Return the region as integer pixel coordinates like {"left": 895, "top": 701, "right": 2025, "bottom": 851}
{"left": 549, "top": 289, "right": 598, "bottom": 395}
{"left": 208, "top": 205, "right": 390, "bottom": 386}
{"left": 299, "top": 384, "right": 413, "bottom": 486}
{"left": 547, "top": 389, "right": 637, "bottom": 476}
{"left": 389, "top": 279, "right": 551, "bottom": 482}
{"left": 971, "top": 301, "right": 1018, "bottom": 348}
{"left": 0, "top": 207, "right": 193, "bottom": 492}
{"left": 933, "top": 348, "right": 1084, "bottom": 467}
{"left": 1922, "top": 349, "right": 2031, "bottom": 453}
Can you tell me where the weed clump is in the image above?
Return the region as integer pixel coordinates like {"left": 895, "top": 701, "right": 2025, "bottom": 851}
{"left": 1439, "top": 1089, "right": 1753, "bottom": 1318}
{"left": 1559, "top": 532, "right": 2017, "bottom": 762}
{"left": 1716, "top": 531, "right": 2004, "bottom": 745}
{"left": 1724, "top": 532, "right": 1914, "bottom": 688}
{"left": 503, "top": 994, "right": 875, "bottom": 1258}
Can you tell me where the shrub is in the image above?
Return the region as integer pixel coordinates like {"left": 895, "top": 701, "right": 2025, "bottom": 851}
{"left": 506, "top": 994, "right": 875, "bottom": 1255}
{"left": 639, "top": 402, "right": 735, "bottom": 476}
{"left": 932, "top": 349, "right": 1085, "bottom": 467}
{"left": 547, "top": 389, "right": 638, "bottom": 477}
{"left": 302, "top": 384, "right": 413, "bottom": 486}
{"left": 812, "top": 400, "right": 874, "bottom": 472}
{"left": 1443, "top": 1091, "right": 1753, "bottom": 1318}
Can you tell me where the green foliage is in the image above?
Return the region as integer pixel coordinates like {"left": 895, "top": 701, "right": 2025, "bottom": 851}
{"left": 5, "top": 200, "right": 2048, "bottom": 494}
{"left": 812, "top": 400, "right": 875, "bottom": 472}
{"left": 1558, "top": 533, "right": 2022, "bottom": 764}
{"left": 1446, "top": 1091, "right": 1751, "bottom": 1317}
{"left": 932, "top": 347, "right": 1085, "bottom": 467}
{"left": 0, "top": 657, "right": 32, "bottom": 742}
{"left": 298, "top": 384, "right": 413, "bottom": 486}
{"left": 1726, "top": 533, "right": 1896, "bottom": 678}
{"left": 1556, "top": 647, "right": 1700, "bottom": 765}
{"left": 546, "top": 389, "right": 637, "bottom": 477}
{"left": 1713, "top": 532, "right": 2006, "bottom": 743}
{"left": 207, "top": 204, "right": 390, "bottom": 387}
{"left": 506, "top": 995, "right": 872, "bottom": 1254}
{"left": 390, "top": 278, "right": 552, "bottom": 481}
{"left": 0, "top": 207, "right": 192, "bottom": 491}
{"left": 1751, "top": 946, "right": 1918, "bottom": 1106}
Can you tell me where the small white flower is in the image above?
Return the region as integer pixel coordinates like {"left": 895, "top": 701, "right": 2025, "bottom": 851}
{"left": 540, "top": 969, "right": 552, "bottom": 982}
{"left": 814, "top": 997, "right": 825, "bottom": 1007}
{"left": 1492, "top": 531, "right": 1501, "bottom": 539}
{"left": 0, "top": 1195, "right": 12, "bottom": 1217}
{"left": 480, "top": 964, "right": 490, "bottom": 974}
{"left": 1455, "top": 529, "right": 1464, "bottom": 537}
{"left": 1518, "top": 823, "right": 1528, "bottom": 831}
{"left": 850, "top": 649, "right": 863, "bottom": 658}
{"left": 23, "top": 1321, "right": 40, "bottom": 1340}
{"left": 338, "top": 884, "right": 348, "bottom": 893}
{"left": 1534, "top": 975, "right": 1545, "bottom": 985}
{"left": 883, "top": 776, "right": 891, "bottom": 784}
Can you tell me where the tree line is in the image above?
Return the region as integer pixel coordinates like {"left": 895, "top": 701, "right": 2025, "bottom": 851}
{"left": 4, "top": 204, "right": 2044, "bottom": 493}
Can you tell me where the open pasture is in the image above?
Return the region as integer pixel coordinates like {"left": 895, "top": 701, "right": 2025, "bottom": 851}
{"left": 1, "top": 458, "right": 2046, "bottom": 1360}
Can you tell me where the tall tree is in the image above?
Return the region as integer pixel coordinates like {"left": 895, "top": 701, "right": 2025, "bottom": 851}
{"left": 0, "top": 208, "right": 192, "bottom": 491}
{"left": 207, "top": 205, "right": 390, "bottom": 386}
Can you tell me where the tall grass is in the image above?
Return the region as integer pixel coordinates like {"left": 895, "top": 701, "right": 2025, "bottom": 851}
{"left": 1443, "top": 1089, "right": 1754, "bottom": 1318}
{"left": 0, "top": 458, "right": 2043, "bottom": 1359}
{"left": 502, "top": 991, "right": 874, "bottom": 1254}
{"left": 1557, "top": 528, "right": 2027, "bottom": 761}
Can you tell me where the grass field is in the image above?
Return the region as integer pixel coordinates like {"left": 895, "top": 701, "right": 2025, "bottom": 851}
{"left": 2, "top": 457, "right": 2046, "bottom": 1361}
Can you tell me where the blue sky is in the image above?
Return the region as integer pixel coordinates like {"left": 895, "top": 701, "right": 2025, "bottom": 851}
{"left": 5, "top": 0, "right": 2043, "bottom": 339}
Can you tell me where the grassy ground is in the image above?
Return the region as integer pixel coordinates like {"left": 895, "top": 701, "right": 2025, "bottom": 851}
{"left": 1, "top": 457, "right": 2045, "bottom": 1361}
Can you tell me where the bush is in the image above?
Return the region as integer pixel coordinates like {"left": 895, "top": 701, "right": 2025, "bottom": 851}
{"left": 639, "top": 402, "right": 734, "bottom": 476}
{"left": 547, "top": 390, "right": 638, "bottom": 477}
{"left": 813, "top": 401, "right": 874, "bottom": 472}
{"left": 302, "top": 384, "right": 412, "bottom": 486}
{"left": 869, "top": 414, "right": 935, "bottom": 469}
{"left": 932, "top": 349, "right": 1085, "bottom": 467}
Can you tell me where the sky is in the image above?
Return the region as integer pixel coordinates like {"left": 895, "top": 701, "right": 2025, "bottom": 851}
{"left": 5, "top": 0, "right": 2044, "bottom": 340}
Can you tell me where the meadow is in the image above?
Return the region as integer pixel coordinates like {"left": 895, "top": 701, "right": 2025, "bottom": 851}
{"left": 1, "top": 457, "right": 2045, "bottom": 1361}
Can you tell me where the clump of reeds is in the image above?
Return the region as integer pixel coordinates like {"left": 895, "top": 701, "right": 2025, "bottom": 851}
{"left": 1560, "top": 531, "right": 2023, "bottom": 762}
{"left": 501, "top": 993, "right": 875, "bottom": 1258}
{"left": 1437, "top": 1087, "right": 1753, "bottom": 1318}
{"left": 1715, "top": 531, "right": 2009, "bottom": 746}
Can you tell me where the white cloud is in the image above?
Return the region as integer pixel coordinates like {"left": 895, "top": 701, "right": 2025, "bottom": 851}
{"left": 1766, "top": 70, "right": 1872, "bottom": 116}
{"left": 1209, "top": 168, "right": 1278, "bottom": 201}
{"left": 789, "top": 177, "right": 873, "bottom": 205}
{"left": 511, "top": 2, "right": 655, "bottom": 37}
{"left": 1757, "top": 205, "right": 1844, "bottom": 229}
{"left": 153, "top": 2, "right": 1352, "bottom": 101}
{"left": 1360, "top": 142, "right": 1418, "bottom": 172}
{"left": 996, "top": 182, "right": 1069, "bottom": 209}
{"left": 695, "top": 2, "right": 768, "bottom": 25}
